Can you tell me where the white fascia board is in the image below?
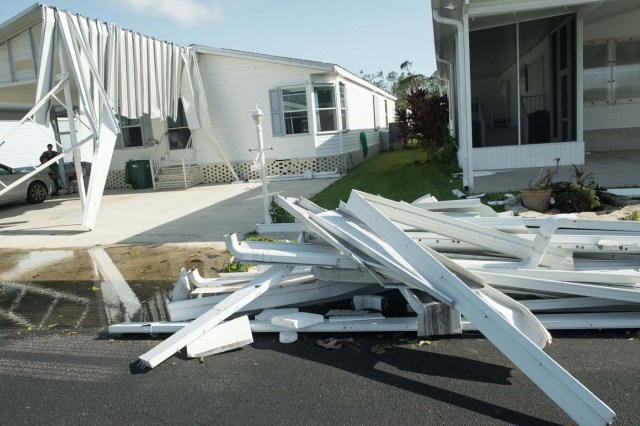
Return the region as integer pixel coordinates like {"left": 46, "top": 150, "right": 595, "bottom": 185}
{"left": 192, "top": 45, "right": 334, "bottom": 72}
{"left": 137, "top": 264, "right": 294, "bottom": 369}
{"left": 345, "top": 190, "right": 615, "bottom": 425}
{"left": 467, "top": 0, "right": 602, "bottom": 18}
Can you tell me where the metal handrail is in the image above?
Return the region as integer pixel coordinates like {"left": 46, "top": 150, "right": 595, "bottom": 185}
{"left": 180, "top": 134, "right": 197, "bottom": 188}
{"left": 150, "top": 135, "right": 169, "bottom": 190}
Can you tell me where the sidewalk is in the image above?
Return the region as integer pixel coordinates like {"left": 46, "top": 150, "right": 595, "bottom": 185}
{"left": 0, "top": 178, "right": 337, "bottom": 250}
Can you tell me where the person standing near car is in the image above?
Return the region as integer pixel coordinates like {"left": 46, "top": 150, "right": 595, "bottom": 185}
{"left": 40, "top": 143, "right": 62, "bottom": 196}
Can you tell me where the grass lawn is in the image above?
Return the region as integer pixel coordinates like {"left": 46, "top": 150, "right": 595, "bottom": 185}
{"left": 310, "top": 148, "right": 463, "bottom": 209}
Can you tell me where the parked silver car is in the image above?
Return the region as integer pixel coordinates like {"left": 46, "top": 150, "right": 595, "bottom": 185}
{"left": 0, "top": 163, "right": 52, "bottom": 205}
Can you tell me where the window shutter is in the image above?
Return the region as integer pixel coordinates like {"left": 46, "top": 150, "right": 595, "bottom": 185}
{"left": 269, "top": 89, "right": 285, "bottom": 136}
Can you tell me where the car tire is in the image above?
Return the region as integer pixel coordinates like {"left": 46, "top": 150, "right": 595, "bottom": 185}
{"left": 27, "top": 181, "right": 48, "bottom": 204}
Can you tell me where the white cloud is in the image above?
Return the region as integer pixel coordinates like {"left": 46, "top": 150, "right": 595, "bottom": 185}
{"left": 115, "top": 0, "right": 223, "bottom": 27}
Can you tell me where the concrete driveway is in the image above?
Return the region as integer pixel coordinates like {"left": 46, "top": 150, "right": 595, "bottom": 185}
{"left": 0, "top": 178, "right": 337, "bottom": 249}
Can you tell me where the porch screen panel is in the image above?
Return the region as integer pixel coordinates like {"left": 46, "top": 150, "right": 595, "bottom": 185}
{"left": 519, "top": 14, "right": 575, "bottom": 144}
{"left": 470, "top": 24, "right": 518, "bottom": 148}
{"left": 615, "top": 39, "right": 640, "bottom": 101}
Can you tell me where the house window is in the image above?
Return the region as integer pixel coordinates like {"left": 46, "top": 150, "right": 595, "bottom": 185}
{"left": 167, "top": 99, "right": 191, "bottom": 150}
{"left": 118, "top": 116, "right": 143, "bottom": 148}
{"left": 314, "top": 86, "right": 337, "bottom": 132}
{"left": 339, "top": 83, "right": 348, "bottom": 130}
{"left": 584, "top": 38, "right": 640, "bottom": 104}
{"left": 269, "top": 88, "right": 309, "bottom": 136}
{"left": 282, "top": 88, "right": 309, "bottom": 134}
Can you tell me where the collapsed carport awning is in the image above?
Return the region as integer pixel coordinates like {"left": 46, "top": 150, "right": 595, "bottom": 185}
{"left": 0, "top": 4, "right": 238, "bottom": 229}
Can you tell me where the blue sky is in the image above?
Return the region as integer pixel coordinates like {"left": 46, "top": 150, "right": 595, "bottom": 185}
{"left": 0, "top": 0, "right": 436, "bottom": 78}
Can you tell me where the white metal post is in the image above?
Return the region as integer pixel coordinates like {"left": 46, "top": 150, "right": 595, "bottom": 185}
{"left": 252, "top": 106, "right": 271, "bottom": 224}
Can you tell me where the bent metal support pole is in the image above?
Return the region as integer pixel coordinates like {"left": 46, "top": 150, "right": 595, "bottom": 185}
{"left": 346, "top": 190, "right": 614, "bottom": 426}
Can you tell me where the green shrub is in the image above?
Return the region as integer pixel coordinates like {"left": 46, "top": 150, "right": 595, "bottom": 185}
{"left": 269, "top": 198, "right": 295, "bottom": 223}
{"left": 223, "top": 259, "right": 251, "bottom": 273}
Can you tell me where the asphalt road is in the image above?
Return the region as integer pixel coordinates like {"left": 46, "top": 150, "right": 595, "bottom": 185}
{"left": 1, "top": 329, "right": 638, "bottom": 425}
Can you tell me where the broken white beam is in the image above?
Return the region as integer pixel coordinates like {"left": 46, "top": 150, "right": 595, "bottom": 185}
{"left": 186, "top": 315, "right": 253, "bottom": 358}
{"left": 358, "top": 194, "right": 573, "bottom": 270}
{"left": 478, "top": 271, "right": 640, "bottom": 304}
{"left": 345, "top": 190, "right": 615, "bottom": 426}
{"left": 136, "top": 264, "right": 293, "bottom": 369}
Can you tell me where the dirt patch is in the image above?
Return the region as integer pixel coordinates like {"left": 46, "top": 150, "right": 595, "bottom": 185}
{"left": 0, "top": 244, "right": 231, "bottom": 283}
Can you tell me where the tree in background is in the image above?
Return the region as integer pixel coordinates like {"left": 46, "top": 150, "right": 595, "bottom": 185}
{"left": 359, "top": 61, "right": 455, "bottom": 166}
{"left": 359, "top": 61, "right": 437, "bottom": 109}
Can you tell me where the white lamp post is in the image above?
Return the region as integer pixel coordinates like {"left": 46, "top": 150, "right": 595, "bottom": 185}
{"left": 252, "top": 105, "right": 271, "bottom": 224}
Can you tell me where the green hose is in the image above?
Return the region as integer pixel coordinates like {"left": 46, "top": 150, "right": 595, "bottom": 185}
{"left": 359, "top": 132, "right": 368, "bottom": 158}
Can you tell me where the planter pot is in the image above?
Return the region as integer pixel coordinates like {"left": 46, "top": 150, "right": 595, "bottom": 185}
{"left": 521, "top": 189, "right": 552, "bottom": 212}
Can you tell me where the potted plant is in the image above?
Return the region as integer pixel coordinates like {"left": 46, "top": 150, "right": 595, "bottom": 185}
{"left": 521, "top": 158, "right": 560, "bottom": 212}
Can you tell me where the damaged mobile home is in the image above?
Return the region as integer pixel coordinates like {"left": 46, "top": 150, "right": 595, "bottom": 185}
{"left": 111, "top": 190, "right": 640, "bottom": 424}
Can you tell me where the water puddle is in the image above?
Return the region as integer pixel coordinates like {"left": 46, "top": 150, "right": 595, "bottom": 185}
{"left": 0, "top": 245, "right": 230, "bottom": 330}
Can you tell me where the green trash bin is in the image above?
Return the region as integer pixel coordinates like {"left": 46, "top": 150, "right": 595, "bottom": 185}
{"left": 124, "top": 160, "right": 152, "bottom": 189}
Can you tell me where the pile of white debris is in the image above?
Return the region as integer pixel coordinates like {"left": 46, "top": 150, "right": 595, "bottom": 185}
{"left": 112, "top": 190, "right": 640, "bottom": 425}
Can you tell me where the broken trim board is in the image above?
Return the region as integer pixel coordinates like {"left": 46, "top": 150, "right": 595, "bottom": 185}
{"left": 186, "top": 315, "right": 253, "bottom": 358}
{"left": 136, "top": 264, "right": 293, "bottom": 369}
{"left": 271, "top": 312, "right": 325, "bottom": 329}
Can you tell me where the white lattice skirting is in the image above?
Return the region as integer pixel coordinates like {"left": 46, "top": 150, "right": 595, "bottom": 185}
{"left": 105, "top": 149, "right": 379, "bottom": 189}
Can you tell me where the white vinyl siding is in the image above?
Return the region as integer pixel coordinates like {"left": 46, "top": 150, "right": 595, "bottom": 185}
{"left": 195, "top": 54, "right": 316, "bottom": 163}
{"left": 473, "top": 141, "right": 584, "bottom": 171}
